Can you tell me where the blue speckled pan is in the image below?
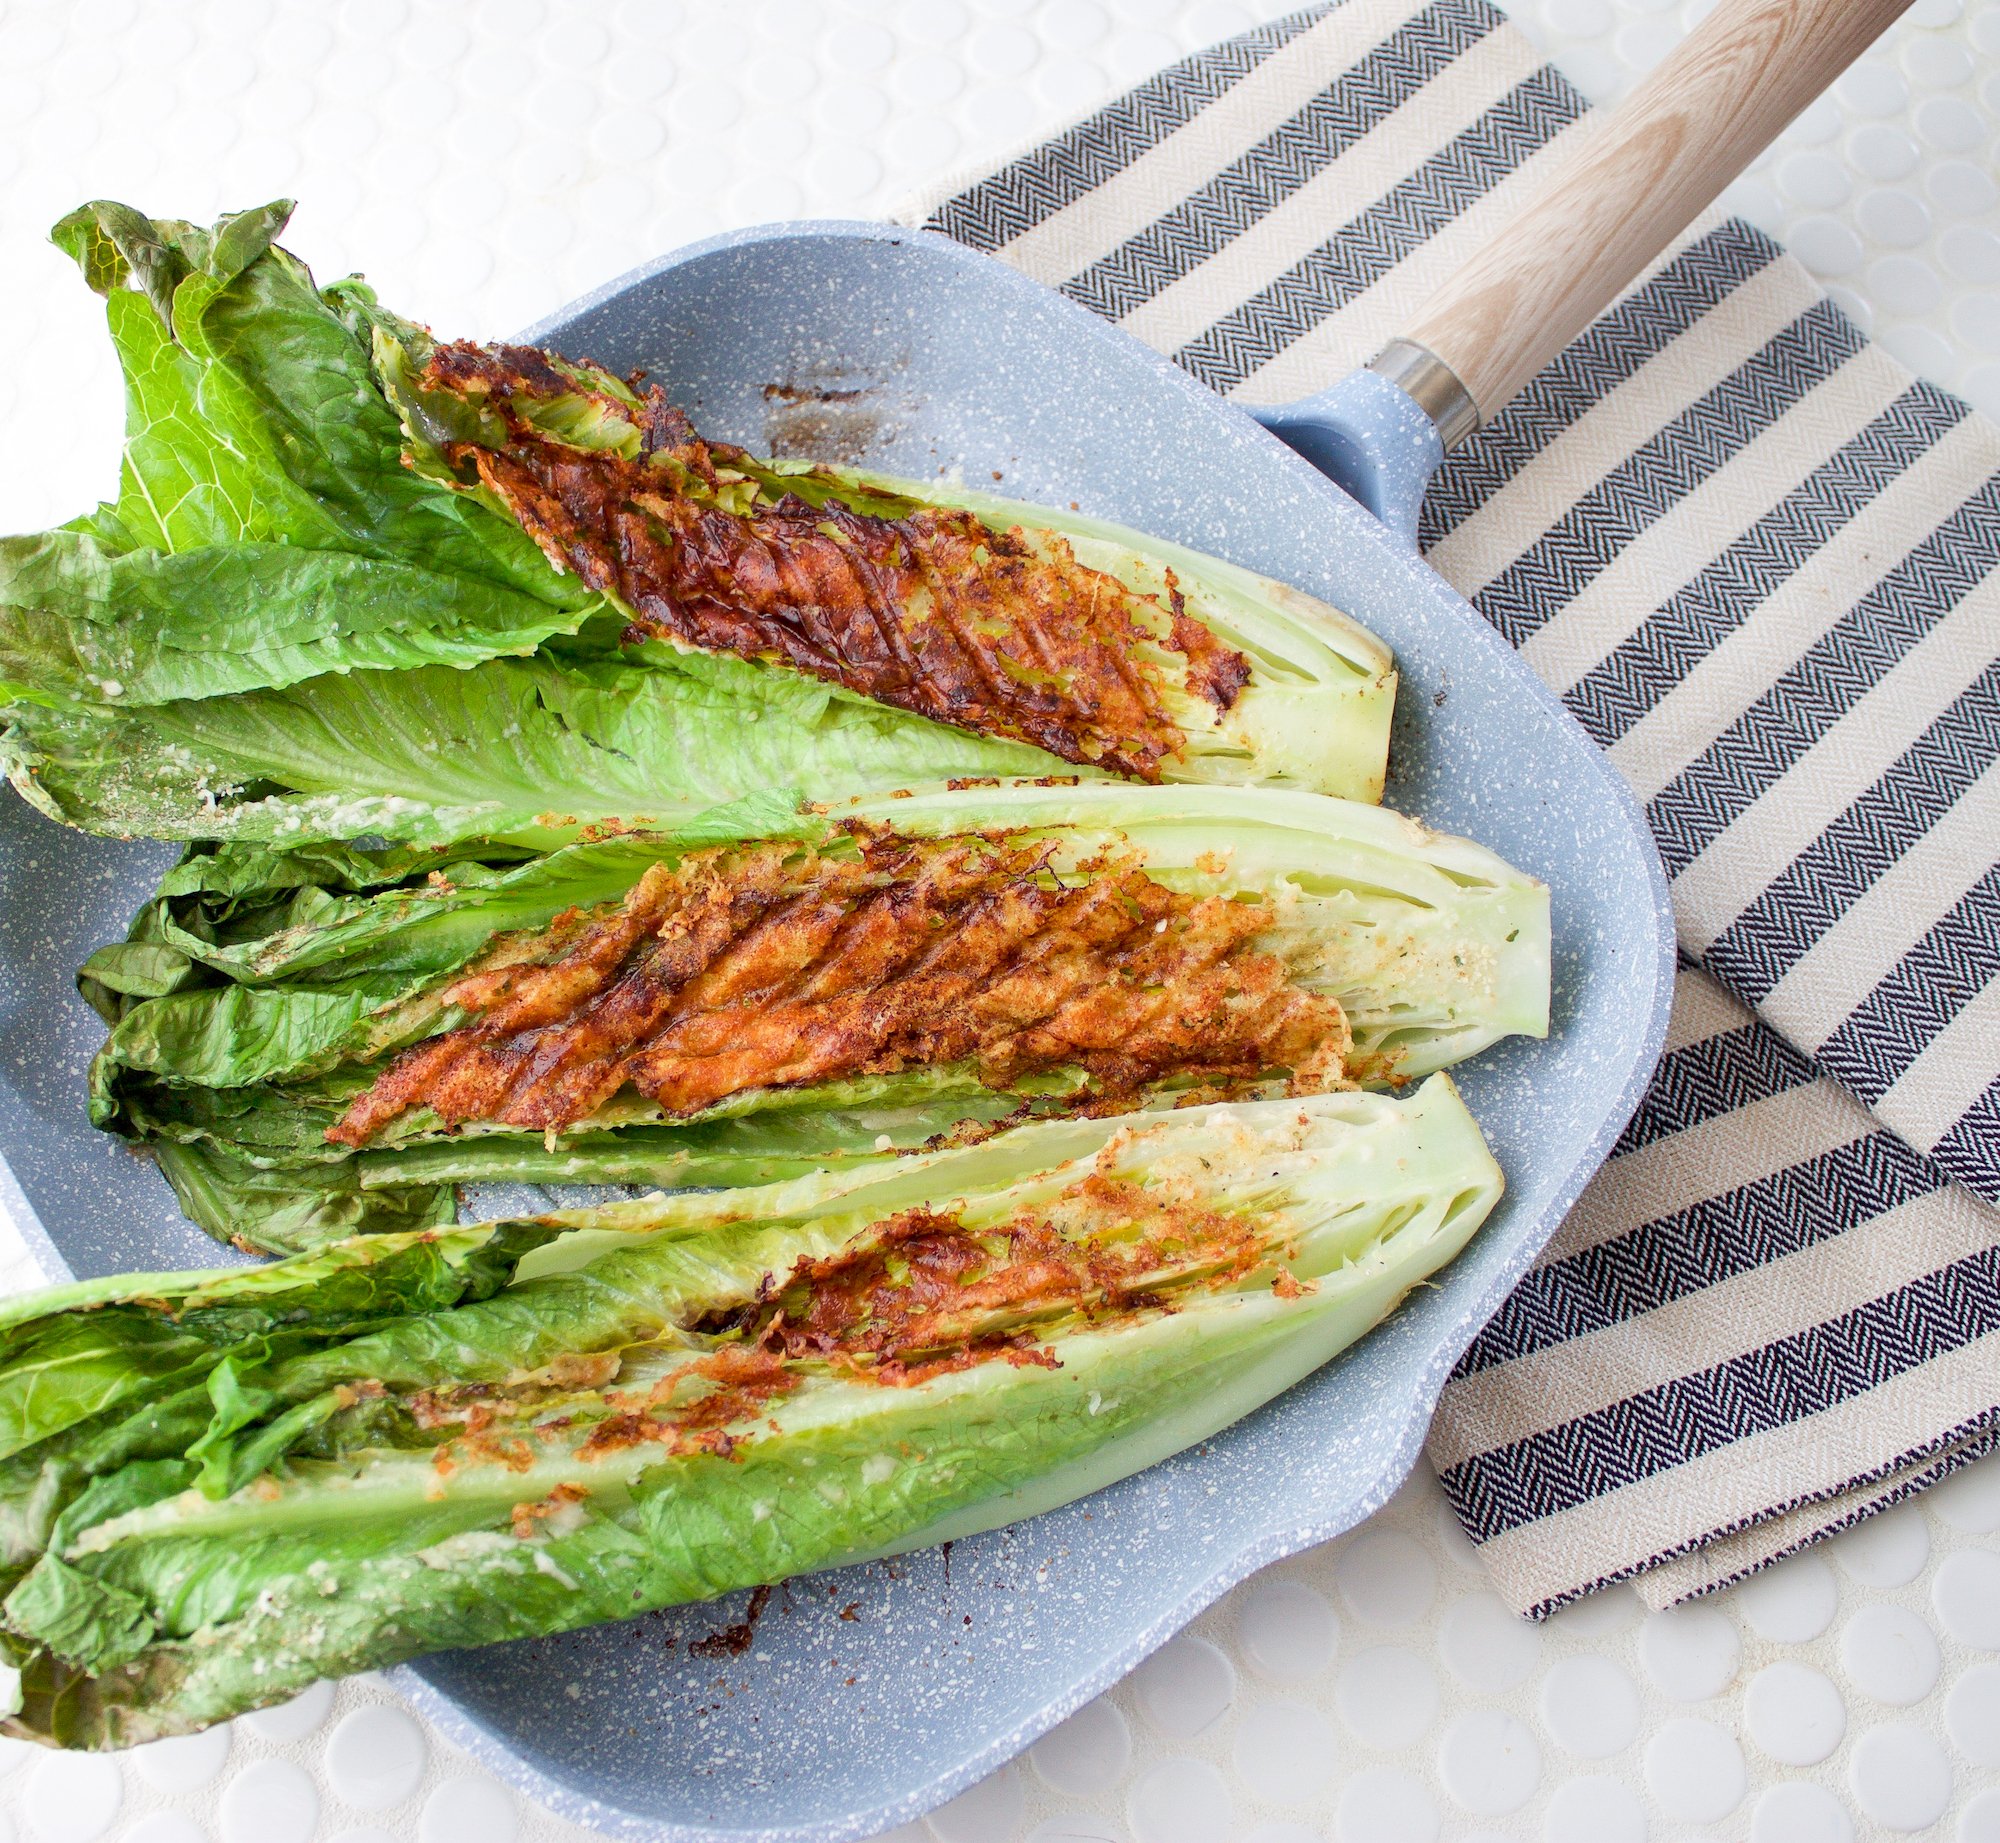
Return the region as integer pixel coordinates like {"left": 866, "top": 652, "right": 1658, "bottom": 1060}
{"left": 0, "top": 218, "right": 1674, "bottom": 1840}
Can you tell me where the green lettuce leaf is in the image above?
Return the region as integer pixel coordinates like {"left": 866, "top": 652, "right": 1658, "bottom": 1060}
{"left": 6, "top": 651, "right": 1057, "bottom": 847}
{"left": 0, "top": 1078, "right": 1501, "bottom": 1746}
{"left": 48, "top": 201, "right": 591, "bottom": 598}
{"left": 0, "top": 530, "right": 600, "bottom": 710}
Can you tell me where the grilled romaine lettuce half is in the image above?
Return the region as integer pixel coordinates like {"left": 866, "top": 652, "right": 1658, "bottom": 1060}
{"left": 1, "top": 200, "right": 1394, "bottom": 848}
{"left": 366, "top": 307, "right": 1395, "bottom": 797}
{"left": 82, "top": 782, "right": 1549, "bottom": 1254}
{"left": 0, "top": 1078, "right": 1502, "bottom": 1749}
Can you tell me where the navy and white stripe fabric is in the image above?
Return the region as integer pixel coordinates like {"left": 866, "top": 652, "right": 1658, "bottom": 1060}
{"left": 903, "top": 0, "right": 2000, "bottom": 1612}
{"left": 1433, "top": 971, "right": 2000, "bottom": 1610}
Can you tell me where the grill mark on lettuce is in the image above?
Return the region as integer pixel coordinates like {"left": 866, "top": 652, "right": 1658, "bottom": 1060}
{"left": 419, "top": 341, "right": 1250, "bottom": 779}
{"left": 327, "top": 831, "right": 1349, "bottom": 1147}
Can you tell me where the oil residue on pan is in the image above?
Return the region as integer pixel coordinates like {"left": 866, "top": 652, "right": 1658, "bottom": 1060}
{"left": 761, "top": 354, "right": 914, "bottom": 460}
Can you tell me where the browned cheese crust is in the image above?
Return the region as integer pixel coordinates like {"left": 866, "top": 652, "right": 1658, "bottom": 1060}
{"left": 696, "top": 1175, "right": 1291, "bottom": 1383}
{"left": 327, "top": 831, "right": 1348, "bottom": 1148}
{"left": 423, "top": 342, "right": 1251, "bottom": 779}
{"left": 409, "top": 1174, "right": 1303, "bottom": 1482}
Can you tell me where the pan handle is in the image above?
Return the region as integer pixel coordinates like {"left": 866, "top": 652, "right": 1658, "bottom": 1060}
{"left": 1377, "top": 0, "right": 1913, "bottom": 447}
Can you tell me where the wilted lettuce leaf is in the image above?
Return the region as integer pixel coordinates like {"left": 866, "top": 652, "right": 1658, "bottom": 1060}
{"left": 6, "top": 650, "right": 1055, "bottom": 847}
{"left": 0, "top": 531, "right": 608, "bottom": 710}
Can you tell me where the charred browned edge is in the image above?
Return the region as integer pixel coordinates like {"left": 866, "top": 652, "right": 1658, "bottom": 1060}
{"left": 1169, "top": 584, "right": 1252, "bottom": 711}
{"left": 432, "top": 341, "right": 575, "bottom": 400}
{"left": 688, "top": 1584, "right": 773, "bottom": 1658}
{"left": 426, "top": 1173, "right": 1295, "bottom": 1477}
{"left": 421, "top": 340, "right": 1252, "bottom": 779}
{"left": 328, "top": 830, "right": 1350, "bottom": 1149}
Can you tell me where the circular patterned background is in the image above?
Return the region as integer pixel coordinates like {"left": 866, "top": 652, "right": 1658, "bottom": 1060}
{"left": 0, "top": 1, "right": 1995, "bottom": 1838}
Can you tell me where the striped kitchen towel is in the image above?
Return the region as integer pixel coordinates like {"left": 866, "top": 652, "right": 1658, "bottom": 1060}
{"left": 900, "top": 0, "right": 2000, "bottom": 1613}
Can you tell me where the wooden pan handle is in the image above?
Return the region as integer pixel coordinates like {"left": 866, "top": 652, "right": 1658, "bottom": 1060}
{"left": 1388, "top": 0, "right": 1911, "bottom": 441}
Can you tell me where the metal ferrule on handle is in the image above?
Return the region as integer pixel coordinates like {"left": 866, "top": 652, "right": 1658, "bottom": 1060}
{"left": 1365, "top": 341, "right": 1480, "bottom": 452}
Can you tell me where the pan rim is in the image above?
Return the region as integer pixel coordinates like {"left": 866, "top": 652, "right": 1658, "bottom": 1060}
{"left": 0, "top": 215, "right": 1675, "bottom": 1840}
